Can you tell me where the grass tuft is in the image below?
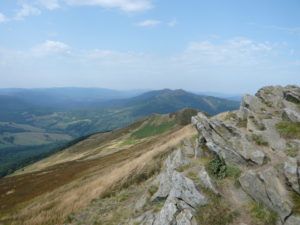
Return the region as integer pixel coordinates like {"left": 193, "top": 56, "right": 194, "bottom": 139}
{"left": 276, "top": 121, "right": 300, "bottom": 139}
{"left": 225, "top": 113, "right": 237, "bottom": 121}
{"left": 252, "top": 134, "right": 268, "bottom": 146}
{"left": 237, "top": 118, "right": 247, "bottom": 128}
{"left": 247, "top": 200, "right": 278, "bottom": 225}
{"left": 292, "top": 191, "right": 300, "bottom": 215}
{"left": 195, "top": 188, "right": 239, "bottom": 225}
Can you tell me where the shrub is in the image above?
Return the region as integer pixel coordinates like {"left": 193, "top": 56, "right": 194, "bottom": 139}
{"left": 207, "top": 157, "right": 227, "bottom": 179}
{"left": 206, "top": 157, "right": 241, "bottom": 180}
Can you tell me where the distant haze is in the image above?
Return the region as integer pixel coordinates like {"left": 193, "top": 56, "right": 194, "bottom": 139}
{"left": 0, "top": 0, "right": 299, "bottom": 93}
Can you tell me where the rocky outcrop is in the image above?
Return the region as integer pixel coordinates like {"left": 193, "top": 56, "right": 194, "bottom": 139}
{"left": 239, "top": 167, "right": 292, "bottom": 222}
{"left": 131, "top": 149, "right": 207, "bottom": 225}
{"left": 66, "top": 85, "right": 300, "bottom": 225}
{"left": 192, "top": 112, "right": 265, "bottom": 166}
{"left": 191, "top": 85, "right": 300, "bottom": 225}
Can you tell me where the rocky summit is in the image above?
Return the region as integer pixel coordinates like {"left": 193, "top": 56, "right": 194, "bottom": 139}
{"left": 123, "top": 85, "right": 300, "bottom": 225}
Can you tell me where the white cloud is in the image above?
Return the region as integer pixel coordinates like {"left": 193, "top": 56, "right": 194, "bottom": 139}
{"left": 249, "top": 23, "right": 300, "bottom": 36}
{"left": 136, "top": 19, "right": 161, "bottom": 27}
{"left": 0, "top": 13, "right": 8, "bottom": 23}
{"left": 37, "top": 0, "right": 60, "bottom": 10}
{"left": 65, "top": 0, "right": 152, "bottom": 12}
{"left": 15, "top": 4, "right": 41, "bottom": 20}
{"left": 272, "top": 25, "right": 300, "bottom": 36}
{"left": 32, "top": 40, "right": 70, "bottom": 55}
{"left": 167, "top": 18, "right": 177, "bottom": 27}
{"left": 173, "top": 37, "right": 274, "bottom": 68}
{"left": 0, "top": 37, "right": 298, "bottom": 92}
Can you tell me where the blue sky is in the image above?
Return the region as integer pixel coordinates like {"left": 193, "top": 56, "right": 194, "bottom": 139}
{"left": 0, "top": 0, "right": 299, "bottom": 93}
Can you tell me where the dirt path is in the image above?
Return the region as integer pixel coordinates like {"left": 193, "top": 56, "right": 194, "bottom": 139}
{"left": 221, "top": 179, "right": 254, "bottom": 225}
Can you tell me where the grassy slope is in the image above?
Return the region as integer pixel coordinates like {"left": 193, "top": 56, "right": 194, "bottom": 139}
{"left": 0, "top": 109, "right": 198, "bottom": 225}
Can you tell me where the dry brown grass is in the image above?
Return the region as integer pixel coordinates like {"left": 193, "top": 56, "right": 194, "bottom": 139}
{"left": 1, "top": 125, "right": 196, "bottom": 225}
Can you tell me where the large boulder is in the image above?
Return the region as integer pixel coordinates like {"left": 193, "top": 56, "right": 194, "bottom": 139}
{"left": 192, "top": 112, "right": 265, "bottom": 166}
{"left": 168, "top": 171, "right": 207, "bottom": 208}
{"left": 133, "top": 146, "right": 207, "bottom": 225}
{"left": 239, "top": 167, "right": 292, "bottom": 222}
{"left": 151, "top": 149, "right": 188, "bottom": 201}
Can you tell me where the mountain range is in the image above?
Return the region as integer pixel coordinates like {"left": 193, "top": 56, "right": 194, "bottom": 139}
{"left": 1, "top": 85, "right": 300, "bottom": 225}
{"left": 0, "top": 88, "right": 239, "bottom": 177}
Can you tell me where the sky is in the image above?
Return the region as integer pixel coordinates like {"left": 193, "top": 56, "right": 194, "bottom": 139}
{"left": 0, "top": 0, "right": 299, "bottom": 94}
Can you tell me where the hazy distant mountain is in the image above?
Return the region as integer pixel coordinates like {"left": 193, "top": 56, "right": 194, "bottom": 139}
{"left": 196, "top": 91, "right": 242, "bottom": 102}
{"left": 111, "top": 89, "right": 240, "bottom": 116}
{"left": 0, "top": 87, "right": 148, "bottom": 110}
{"left": 0, "top": 88, "right": 239, "bottom": 177}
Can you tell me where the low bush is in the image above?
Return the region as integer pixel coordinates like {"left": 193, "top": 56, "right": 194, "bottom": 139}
{"left": 206, "top": 157, "right": 241, "bottom": 180}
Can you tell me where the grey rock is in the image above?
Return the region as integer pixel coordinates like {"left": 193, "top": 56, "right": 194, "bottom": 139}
{"left": 198, "top": 166, "right": 219, "bottom": 194}
{"left": 153, "top": 198, "right": 178, "bottom": 225}
{"left": 284, "top": 157, "right": 300, "bottom": 194}
{"left": 283, "top": 108, "right": 300, "bottom": 122}
{"left": 129, "top": 211, "right": 155, "bottom": 225}
{"left": 206, "top": 141, "right": 246, "bottom": 165}
{"left": 239, "top": 167, "right": 292, "bottom": 221}
{"left": 241, "top": 94, "right": 268, "bottom": 114}
{"left": 285, "top": 215, "right": 300, "bottom": 225}
{"left": 192, "top": 112, "right": 265, "bottom": 166}
{"left": 169, "top": 171, "right": 207, "bottom": 208}
{"left": 171, "top": 148, "right": 189, "bottom": 169}
{"left": 182, "top": 138, "right": 195, "bottom": 157}
{"left": 151, "top": 167, "right": 173, "bottom": 201}
{"left": 249, "top": 149, "right": 265, "bottom": 165}
{"left": 151, "top": 149, "right": 188, "bottom": 201}
{"left": 283, "top": 85, "right": 300, "bottom": 104}
{"left": 256, "top": 85, "right": 285, "bottom": 109}
{"left": 259, "top": 119, "right": 286, "bottom": 151}
{"left": 135, "top": 193, "right": 149, "bottom": 212}
{"left": 176, "top": 209, "right": 197, "bottom": 225}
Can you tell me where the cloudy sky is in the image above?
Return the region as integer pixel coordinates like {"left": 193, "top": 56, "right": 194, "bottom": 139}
{"left": 0, "top": 0, "right": 299, "bottom": 93}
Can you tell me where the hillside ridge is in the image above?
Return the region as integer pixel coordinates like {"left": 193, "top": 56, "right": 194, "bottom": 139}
{"left": 67, "top": 85, "right": 300, "bottom": 225}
